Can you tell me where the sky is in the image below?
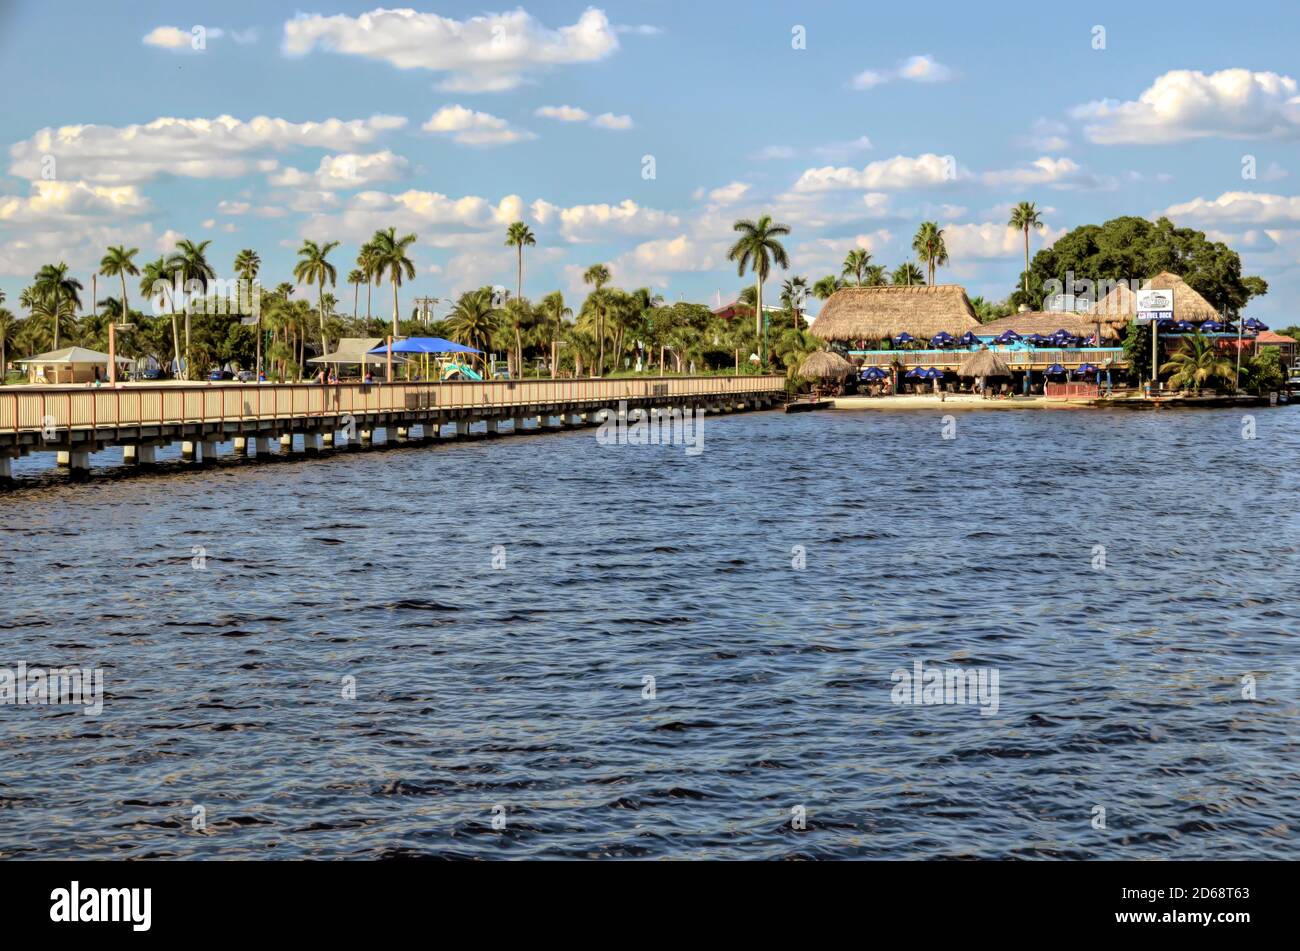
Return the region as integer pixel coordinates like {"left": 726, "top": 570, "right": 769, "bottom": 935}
{"left": 1, "top": 0, "right": 1298, "bottom": 322}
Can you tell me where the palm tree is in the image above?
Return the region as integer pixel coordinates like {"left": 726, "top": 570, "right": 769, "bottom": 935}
{"left": 446, "top": 287, "right": 502, "bottom": 373}
{"left": 357, "top": 243, "right": 378, "bottom": 321}
{"left": 99, "top": 245, "right": 140, "bottom": 330}
{"left": 539, "top": 291, "right": 571, "bottom": 378}
{"left": 892, "top": 262, "right": 925, "bottom": 286}
{"left": 1007, "top": 202, "right": 1044, "bottom": 294}
{"left": 0, "top": 307, "right": 16, "bottom": 377}
{"left": 505, "top": 222, "right": 536, "bottom": 375}
{"left": 842, "top": 248, "right": 871, "bottom": 286}
{"left": 912, "top": 222, "right": 948, "bottom": 285}
{"left": 863, "top": 264, "right": 888, "bottom": 287}
{"left": 781, "top": 276, "right": 809, "bottom": 332}
{"left": 294, "top": 240, "right": 339, "bottom": 362}
{"left": 139, "top": 256, "right": 181, "bottom": 373}
{"left": 582, "top": 263, "right": 611, "bottom": 376}
{"left": 1159, "top": 333, "right": 1235, "bottom": 392}
{"left": 33, "top": 263, "right": 84, "bottom": 350}
{"left": 347, "top": 269, "right": 365, "bottom": 320}
{"left": 812, "top": 275, "right": 845, "bottom": 300}
{"left": 234, "top": 249, "right": 262, "bottom": 374}
{"left": 166, "top": 238, "right": 216, "bottom": 378}
{"left": 368, "top": 228, "right": 417, "bottom": 340}
{"left": 728, "top": 215, "right": 791, "bottom": 338}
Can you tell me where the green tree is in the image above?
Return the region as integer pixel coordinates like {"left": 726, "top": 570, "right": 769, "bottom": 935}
{"left": 912, "top": 222, "right": 948, "bottom": 285}
{"left": 368, "top": 228, "right": 417, "bottom": 340}
{"left": 234, "top": 249, "right": 262, "bottom": 372}
{"left": 99, "top": 245, "right": 140, "bottom": 345}
{"left": 539, "top": 291, "right": 571, "bottom": 378}
{"left": 33, "top": 262, "right": 84, "bottom": 350}
{"left": 347, "top": 269, "right": 365, "bottom": 320}
{"left": 294, "top": 239, "right": 339, "bottom": 362}
{"left": 1158, "top": 333, "right": 1235, "bottom": 392}
{"left": 446, "top": 287, "right": 502, "bottom": 371}
{"left": 1007, "top": 201, "right": 1044, "bottom": 294}
{"left": 728, "top": 215, "right": 791, "bottom": 339}
{"left": 842, "top": 248, "right": 871, "bottom": 286}
{"left": 812, "top": 275, "right": 845, "bottom": 300}
{"left": 166, "top": 238, "right": 216, "bottom": 377}
{"left": 892, "top": 262, "right": 925, "bottom": 286}
{"left": 582, "top": 263, "right": 611, "bottom": 376}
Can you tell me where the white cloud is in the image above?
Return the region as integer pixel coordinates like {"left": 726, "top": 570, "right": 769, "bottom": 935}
{"left": 315, "top": 150, "right": 410, "bottom": 188}
{"left": 142, "top": 26, "right": 198, "bottom": 49}
{"left": 1019, "top": 118, "right": 1071, "bottom": 152}
{"left": 1163, "top": 191, "right": 1300, "bottom": 226}
{"left": 299, "top": 189, "right": 526, "bottom": 246}
{"left": 535, "top": 105, "right": 590, "bottom": 122}
{"left": 610, "top": 235, "right": 721, "bottom": 287}
{"left": 693, "top": 182, "right": 751, "bottom": 205}
{"left": 813, "top": 136, "right": 873, "bottom": 160}
{"left": 941, "top": 221, "right": 1065, "bottom": 260}
{"left": 851, "top": 54, "right": 956, "bottom": 90}
{"left": 422, "top": 106, "right": 536, "bottom": 146}
{"left": 8, "top": 114, "right": 407, "bottom": 183}
{"left": 590, "top": 112, "right": 633, "bottom": 130}
{"left": 793, "top": 153, "right": 962, "bottom": 192}
{"left": 0, "top": 180, "right": 151, "bottom": 223}
{"left": 531, "top": 198, "right": 679, "bottom": 243}
{"left": 982, "top": 156, "right": 1113, "bottom": 190}
{"left": 1072, "top": 69, "right": 1300, "bottom": 144}
{"left": 282, "top": 7, "right": 619, "bottom": 93}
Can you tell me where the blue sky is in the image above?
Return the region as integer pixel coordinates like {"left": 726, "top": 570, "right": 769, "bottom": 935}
{"left": 1, "top": 0, "right": 1298, "bottom": 320}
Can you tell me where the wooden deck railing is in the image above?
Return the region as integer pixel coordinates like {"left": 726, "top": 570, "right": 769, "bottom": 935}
{"left": 850, "top": 348, "right": 1127, "bottom": 369}
{"left": 0, "top": 375, "right": 785, "bottom": 434}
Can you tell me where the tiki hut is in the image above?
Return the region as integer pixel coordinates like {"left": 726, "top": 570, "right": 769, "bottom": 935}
{"left": 1089, "top": 271, "right": 1220, "bottom": 326}
{"left": 811, "top": 285, "right": 980, "bottom": 343}
{"left": 957, "top": 347, "right": 1011, "bottom": 379}
{"left": 797, "top": 349, "right": 855, "bottom": 382}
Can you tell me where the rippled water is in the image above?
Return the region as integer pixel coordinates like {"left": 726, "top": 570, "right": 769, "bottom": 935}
{"left": 2, "top": 406, "right": 1297, "bottom": 859}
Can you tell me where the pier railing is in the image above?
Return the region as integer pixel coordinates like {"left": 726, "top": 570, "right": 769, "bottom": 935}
{"left": 0, "top": 375, "right": 785, "bottom": 433}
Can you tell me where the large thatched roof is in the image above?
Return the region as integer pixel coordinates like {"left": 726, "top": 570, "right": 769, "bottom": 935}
{"left": 797, "top": 349, "right": 855, "bottom": 381}
{"left": 958, "top": 348, "right": 1011, "bottom": 378}
{"left": 811, "top": 285, "right": 980, "bottom": 341}
{"left": 1089, "top": 271, "right": 1220, "bottom": 323}
{"left": 976, "top": 311, "right": 1100, "bottom": 337}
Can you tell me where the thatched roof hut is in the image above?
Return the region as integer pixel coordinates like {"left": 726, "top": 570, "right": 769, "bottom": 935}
{"left": 797, "top": 349, "right": 855, "bottom": 381}
{"left": 1089, "top": 271, "right": 1220, "bottom": 324}
{"left": 810, "top": 285, "right": 980, "bottom": 341}
{"left": 958, "top": 348, "right": 1011, "bottom": 378}
{"left": 975, "top": 311, "right": 1097, "bottom": 338}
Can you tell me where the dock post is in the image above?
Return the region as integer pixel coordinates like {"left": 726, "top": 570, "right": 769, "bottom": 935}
{"left": 232, "top": 436, "right": 249, "bottom": 456}
{"left": 543, "top": 415, "right": 562, "bottom": 430}
{"left": 201, "top": 440, "right": 219, "bottom": 462}
{"left": 359, "top": 429, "right": 374, "bottom": 447}
{"left": 485, "top": 418, "right": 501, "bottom": 436}
{"left": 137, "top": 445, "right": 157, "bottom": 465}
{"left": 454, "top": 420, "right": 469, "bottom": 437}
{"left": 305, "top": 433, "right": 324, "bottom": 454}
{"left": 68, "top": 450, "right": 91, "bottom": 473}
{"left": 322, "top": 432, "right": 334, "bottom": 449}
{"left": 123, "top": 445, "right": 139, "bottom": 465}
{"left": 181, "top": 440, "right": 202, "bottom": 463}
{"left": 254, "top": 436, "right": 272, "bottom": 455}
{"left": 0, "top": 457, "right": 12, "bottom": 480}
{"left": 279, "top": 433, "right": 295, "bottom": 454}
{"left": 512, "top": 416, "right": 527, "bottom": 434}
{"left": 564, "top": 413, "right": 583, "bottom": 427}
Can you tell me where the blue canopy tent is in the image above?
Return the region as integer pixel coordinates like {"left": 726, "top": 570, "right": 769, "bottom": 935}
{"left": 957, "top": 330, "right": 980, "bottom": 347}
{"left": 367, "top": 337, "right": 484, "bottom": 380}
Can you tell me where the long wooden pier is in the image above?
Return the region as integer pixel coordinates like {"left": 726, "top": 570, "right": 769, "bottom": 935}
{"left": 0, "top": 375, "right": 785, "bottom": 479}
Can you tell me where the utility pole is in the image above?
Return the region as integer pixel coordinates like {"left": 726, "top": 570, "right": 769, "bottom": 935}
{"left": 411, "top": 296, "right": 440, "bottom": 324}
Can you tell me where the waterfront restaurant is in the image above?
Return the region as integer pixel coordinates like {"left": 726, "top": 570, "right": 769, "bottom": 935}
{"left": 811, "top": 284, "right": 1128, "bottom": 394}
{"left": 16, "top": 346, "right": 133, "bottom": 384}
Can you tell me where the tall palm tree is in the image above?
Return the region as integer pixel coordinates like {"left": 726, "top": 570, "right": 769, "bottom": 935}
{"left": 539, "top": 291, "right": 571, "bottom": 378}
{"left": 912, "top": 222, "right": 948, "bottom": 285}
{"left": 234, "top": 249, "right": 262, "bottom": 374}
{"left": 781, "top": 276, "right": 809, "bottom": 332}
{"left": 841, "top": 248, "right": 871, "bottom": 286}
{"left": 505, "top": 222, "right": 536, "bottom": 375}
{"left": 357, "top": 243, "right": 378, "bottom": 321}
{"left": 368, "top": 228, "right": 417, "bottom": 340}
{"left": 863, "top": 264, "right": 888, "bottom": 287}
{"left": 582, "top": 263, "right": 611, "bottom": 376}
{"left": 139, "top": 256, "right": 181, "bottom": 373}
{"left": 0, "top": 306, "right": 16, "bottom": 377}
{"left": 33, "top": 263, "right": 84, "bottom": 350}
{"left": 892, "top": 262, "right": 925, "bottom": 287}
{"left": 294, "top": 240, "right": 339, "bottom": 362}
{"left": 728, "top": 215, "right": 791, "bottom": 339}
{"left": 166, "top": 238, "right": 216, "bottom": 378}
{"left": 1007, "top": 201, "right": 1044, "bottom": 294}
{"left": 99, "top": 245, "right": 140, "bottom": 331}
{"left": 812, "top": 275, "right": 845, "bottom": 300}
{"left": 446, "top": 287, "right": 502, "bottom": 373}
{"left": 347, "top": 269, "right": 365, "bottom": 320}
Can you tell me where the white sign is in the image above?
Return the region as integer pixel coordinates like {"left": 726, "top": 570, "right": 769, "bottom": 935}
{"left": 1135, "top": 288, "right": 1174, "bottom": 323}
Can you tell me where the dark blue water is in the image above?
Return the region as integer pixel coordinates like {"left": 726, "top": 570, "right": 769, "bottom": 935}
{"left": 1, "top": 406, "right": 1297, "bottom": 858}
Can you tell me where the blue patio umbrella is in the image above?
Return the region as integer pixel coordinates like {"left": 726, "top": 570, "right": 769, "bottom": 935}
{"left": 1075, "top": 363, "right": 1097, "bottom": 375}
{"left": 1200, "top": 319, "right": 1223, "bottom": 332}
{"left": 1025, "top": 333, "right": 1045, "bottom": 345}
{"left": 893, "top": 332, "right": 915, "bottom": 345}
{"left": 860, "top": 366, "right": 886, "bottom": 380}
{"left": 905, "top": 366, "right": 925, "bottom": 378}
{"left": 957, "top": 330, "right": 980, "bottom": 346}
{"left": 1244, "top": 317, "right": 1268, "bottom": 331}
{"left": 929, "top": 332, "right": 955, "bottom": 347}
{"left": 367, "top": 337, "right": 482, "bottom": 355}
{"left": 1044, "top": 363, "right": 1067, "bottom": 375}
{"left": 1173, "top": 320, "right": 1197, "bottom": 332}
{"left": 925, "top": 367, "right": 946, "bottom": 379}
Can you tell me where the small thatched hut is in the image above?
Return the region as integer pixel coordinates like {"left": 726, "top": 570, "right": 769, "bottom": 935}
{"left": 811, "top": 285, "right": 980, "bottom": 342}
{"left": 797, "top": 349, "right": 855, "bottom": 381}
{"left": 1089, "top": 271, "right": 1220, "bottom": 325}
{"left": 958, "top": 348, "right": 1011, "bottom": 379}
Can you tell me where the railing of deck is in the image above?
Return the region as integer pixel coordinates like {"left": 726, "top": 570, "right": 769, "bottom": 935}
{"left": 0, "top": 375, "right": 785, "bottom": 434}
